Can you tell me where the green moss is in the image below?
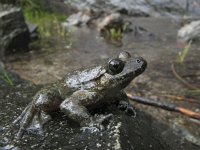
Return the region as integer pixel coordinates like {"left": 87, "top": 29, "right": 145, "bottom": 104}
{"left": 110, "top": 28, "right": 123, "bottom": 40}
{"left": 17, "top": 0, "right": 69, "bottom": 42}
{"left": 0, "top": 63, "right": 13, "bottom": 86}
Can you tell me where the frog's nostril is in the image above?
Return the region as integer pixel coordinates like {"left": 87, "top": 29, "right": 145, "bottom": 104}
{"left": 136, "top": 59, "right": 141, "bottom": 63}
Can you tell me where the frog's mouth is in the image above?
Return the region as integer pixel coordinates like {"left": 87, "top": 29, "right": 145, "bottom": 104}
{"left": 115, "top": 57, "right": 147, "bottom": 88}
{"left": 131, "top": 57, "right": 147, "bottom": 76}
{"left": 134, "top": 61, "right": 147, "bottom": 76}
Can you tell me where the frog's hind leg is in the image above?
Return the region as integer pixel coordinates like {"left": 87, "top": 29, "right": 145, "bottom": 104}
{"left": 60, "top": 90, "right": 113, "bottom": 127}
{"left": 16, "top": 105, "right": 37, "bottom": 139}
{"left": 12, "top": 102, "right": 32, "bottom": 125}
{"left": 26, "top": 111, "right": 52, "bottom": 136}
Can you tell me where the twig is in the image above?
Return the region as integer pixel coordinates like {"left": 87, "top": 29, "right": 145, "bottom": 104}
{"left": 126, "top": 93, "right": 200, "bottom": 120}
{"left": 181, "top": 73, "right": 200, "bottom": 77}
{"left": 171, "top": 63, "right": 199, "bottom": 90}
{"left": 159, "top": 94, "right": 200, "bottom": 105}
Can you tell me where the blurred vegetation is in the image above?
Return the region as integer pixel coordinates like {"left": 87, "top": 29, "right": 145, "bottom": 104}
{"left": 178, "top": 40, "right": 192, "bottom": 64}
{"left": 0, "top": 63, "right": 13, "bottom": 86}
{"left": 16, "top": 0, "right": 71, "bottom": 49}
{"left": 109, "top": 28, "right": 123, "bottom": 41}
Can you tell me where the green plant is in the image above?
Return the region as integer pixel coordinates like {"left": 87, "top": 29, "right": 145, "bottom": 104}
{"left": 178, "top": 40, "right": 192, "bottom": 64}
{"left": 17, "top": 0, "right": 68, "bottom": 38}
{"left": 109, "top": 28, "right": 122, "bottom": 40}
{"left": 0, "top": 63, "right": 13, "bottom": 86}
{"left": 17, "top": 0, "right": 71, "bottom": 49}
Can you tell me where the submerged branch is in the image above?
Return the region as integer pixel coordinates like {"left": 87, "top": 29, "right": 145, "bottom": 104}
{"left": 171, "top": 63, "right": 199, "bottom": 90}
{"left": 126, "top": 93, "right": 200, "bottom": 120}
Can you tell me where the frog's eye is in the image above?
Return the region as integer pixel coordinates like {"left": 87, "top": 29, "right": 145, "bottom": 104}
{"left": 108, "top": 58, "right": 125, "bottom": 75}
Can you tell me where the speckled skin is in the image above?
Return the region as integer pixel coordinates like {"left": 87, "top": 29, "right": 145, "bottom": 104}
{"left": 13, "top": 52, "right": 147, "bottom": 139}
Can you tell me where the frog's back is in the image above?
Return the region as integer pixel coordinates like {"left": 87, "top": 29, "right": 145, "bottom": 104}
{"left": 63, "top": 66, "right": 106, "bottom": 90}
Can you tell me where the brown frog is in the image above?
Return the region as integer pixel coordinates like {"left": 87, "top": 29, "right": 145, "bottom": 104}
{"left": 13, "top": 51, "right": 147, "bottom": 139}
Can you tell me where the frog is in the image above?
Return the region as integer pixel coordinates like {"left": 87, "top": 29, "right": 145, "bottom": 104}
{"left": 13, "top": 51, "right": 147, "bottom": 139}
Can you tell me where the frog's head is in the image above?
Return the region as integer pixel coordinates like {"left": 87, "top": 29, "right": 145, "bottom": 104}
{"left": 103, "top": 51, "right": 147, "bottom": 90}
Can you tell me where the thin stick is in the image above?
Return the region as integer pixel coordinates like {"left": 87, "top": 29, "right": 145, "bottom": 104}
{"left": 171, "top": 63, "right": 199, "bottom": 90}
{"left": 159, "top": 94, "right": 200, "bottom": 105}
{"left": 126, "top": 93, "right": 200, "bottom": 120}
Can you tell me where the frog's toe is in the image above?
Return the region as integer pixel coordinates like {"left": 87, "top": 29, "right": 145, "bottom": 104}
{"left": 13, "top": 103, "right": 32, "bottom": 125}
{"left": 118, "top": 101, "right": 128, "bottom": 111}
{"left": 81, "top": 126, "right": 100, "bottom": 133}
{"left": 26, "top": 125, "right": 44, "bottom": 136}
{"left": 94, "top": 113, "right": 113, "bottom": 125}
{"left": 125, "top": 106, "right": 136, "bottom": 117}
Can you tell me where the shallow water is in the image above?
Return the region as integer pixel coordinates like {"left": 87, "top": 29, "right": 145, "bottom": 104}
{"left": 4, "top": 17, "right": 200, "bottom": 147}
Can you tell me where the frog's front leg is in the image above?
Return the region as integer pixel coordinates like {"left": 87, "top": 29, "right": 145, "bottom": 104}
{"left": 60, "top": 90, "right": 112, "bottom": 127}
{"left": 117, "top": 91, "right": 136, "bottom": 116}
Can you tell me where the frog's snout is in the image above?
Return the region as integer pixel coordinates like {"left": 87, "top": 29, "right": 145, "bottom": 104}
{"left": 134, "top": 57, "right": 147, "bottom": 76}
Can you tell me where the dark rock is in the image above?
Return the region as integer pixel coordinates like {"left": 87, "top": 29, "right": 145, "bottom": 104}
{"left": 0, "top": 74, "right": 199, "bottom": 150}
{"left": 0, "top": 4, "right": 30, "bottom": 61}
{"left": 0, "top": 0, "right": 17, "bottom": 5}
{"left": 0, "top": 90, "right": 170, "bottom": 150}
{"left": 26, "top": 22, "right": 39, "bottom": 41}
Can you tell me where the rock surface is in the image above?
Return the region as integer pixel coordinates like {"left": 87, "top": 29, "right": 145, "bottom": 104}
{"left": 64, "top": 0, "right": 189, "bottom": 17}
{"left": 97, "top": 13, "right": 123, "bottom": 32}
{"left": 0, "top": 70, "right": 199, "bottom": 150}
{"left": 0, "top": 4, "right": 30, "bottom": 61}
{"left": 177, "top": 20, "right": 200, "bottom": 43}
{"left": 0, "top": 0, "right": 17, "bottom": 5}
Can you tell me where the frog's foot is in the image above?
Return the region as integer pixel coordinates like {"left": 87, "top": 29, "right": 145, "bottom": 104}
{"left": 81, "top": 114, "right": 113, "bottom": 133}
{"left": 93, "top": 113, "right": 113, "bottom": 125}
{"left": 26, "top": 111, "right": 51, "bottom": 136}
{"left": 12, "top": 103, "right": 32, "bottom": 125}
{"left": 118, "top": 101, "right": 136, "bottom": 117}
{"left": 13, "top": 105, "right": 51, "bottom": 140}
{"left": 81, "top": 126, "right": 100, "bottom": 133}
{"left": 13, "top": 105, "right": 37, "bottom": 139}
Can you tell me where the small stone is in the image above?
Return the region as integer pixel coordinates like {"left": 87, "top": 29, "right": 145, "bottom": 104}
{"left": 177, "top": 20, "right": 200, "bottom": 43}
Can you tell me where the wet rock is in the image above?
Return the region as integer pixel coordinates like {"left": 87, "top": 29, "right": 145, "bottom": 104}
{"left": 0, "top": 88, "right": 170, "bottom": 150}
{"left": 64, "top": 0, "right": 188, "bottom": 17}
{"left": 0, "top": 4, "right": 30, "bottom": 61}
{"left": 62, "top": 7, "right": 99, "bottom": 27}
{"left": 0, "top": 77, "right": 199, "bottom": 150}
{"left": 177, "top": 20, "right": 200, "bottom": 43}
{"left": 98, "top": 13, "right": 123, "bottom": 33}
{"left": 63, "top": 9, "right": 131, "bottom": 40}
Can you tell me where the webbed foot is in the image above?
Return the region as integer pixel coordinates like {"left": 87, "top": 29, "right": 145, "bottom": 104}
{"left": 81, "top": 114, "right": 113, "bottom": 133}
{"left": 118, "top": 101, "right": 136, "bottom": 117}
{"left": 13, "top": 106, "right": 51, "bottom": 140}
